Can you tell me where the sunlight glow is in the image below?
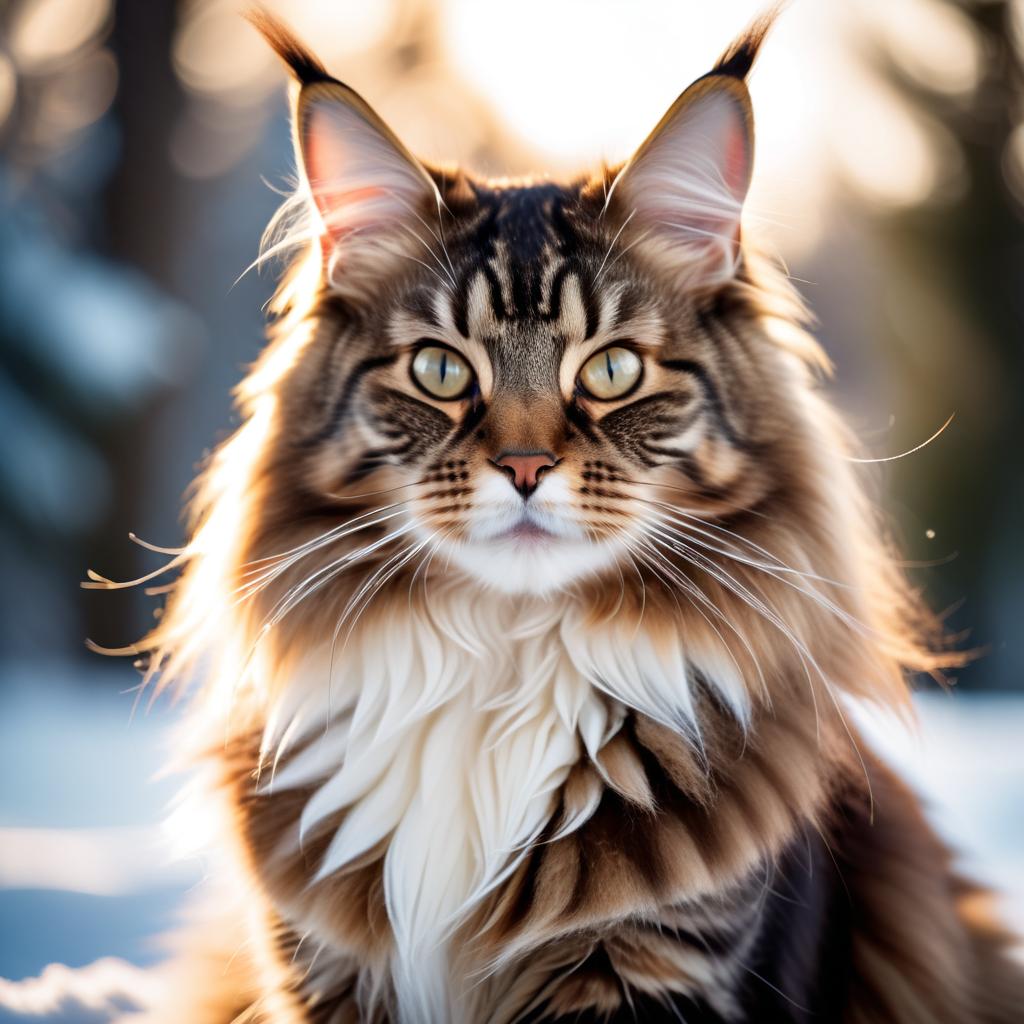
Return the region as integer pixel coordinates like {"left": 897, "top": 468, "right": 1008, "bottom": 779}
{"left": 174, "top": 0, "right": 276, "bottom": 103}
{"left": 174, "top": 0, "right": 396, "bottom": 105}
{"left": 165, "top": 1, "right": 975, "bottom": 247}
{"left": 443, "top": 0, "right": 828, "bottom": 254}
{"left": 866, "top": 0, "right": 983, "bottom": 96}
{"left": 37, "top": 48, "right": 118, "bottom": 138}
{"left": 9, "top": 0, "right": 110, "bottom": 72}
{"left": 832, "top": 73, "right": 941, "bottom": 207}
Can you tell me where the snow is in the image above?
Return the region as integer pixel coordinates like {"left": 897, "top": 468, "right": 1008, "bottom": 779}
{"left": 0, "top": 661, "right": 1021, "bottom": 985}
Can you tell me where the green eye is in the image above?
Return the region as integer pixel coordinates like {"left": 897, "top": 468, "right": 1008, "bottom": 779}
{"left": 578, "top": 346, "right": 642, "bottom": 400}
{"left": 411, "top": 345, "right": 474, "bottom": 400}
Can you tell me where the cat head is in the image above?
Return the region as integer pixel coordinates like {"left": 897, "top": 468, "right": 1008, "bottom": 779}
{"left": 242, "top": 11, "right": 810, "bottom": 599}
{"left": 122, "top": 10, "right": 948, "bottom": 712}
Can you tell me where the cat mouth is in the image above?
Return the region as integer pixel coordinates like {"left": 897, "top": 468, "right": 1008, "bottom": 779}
{"left": 444, "top": 510, "right": 620, "bottom": 592}
{"left": 466, "top": 498, "right": 587, "bottom": 548}
{"left": 497, "top": 519, "right": 558, "bottom": 542}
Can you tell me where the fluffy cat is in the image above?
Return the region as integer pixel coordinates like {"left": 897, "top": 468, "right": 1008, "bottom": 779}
{"left": 96, "top": 10, "right": 1023, "bottom": 1023}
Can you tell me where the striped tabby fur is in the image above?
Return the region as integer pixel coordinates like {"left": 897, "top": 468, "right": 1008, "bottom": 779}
{"left": 101, "top": 9, "right": 1023, "bottom": 1023}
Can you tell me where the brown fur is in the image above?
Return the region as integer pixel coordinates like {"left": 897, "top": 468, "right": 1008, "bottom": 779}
{"left": 96, "top": 11, "right": 1022, "bottom": 1024}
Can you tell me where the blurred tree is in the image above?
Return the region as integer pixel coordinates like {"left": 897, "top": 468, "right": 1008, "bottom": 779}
{"left": 0, "top": 0, "right": 194, "bottom": 659}
{"left": 866, "top": 0, "right": 1024, "bottom": 689}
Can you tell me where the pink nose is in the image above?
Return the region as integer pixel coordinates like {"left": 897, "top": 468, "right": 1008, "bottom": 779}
{"left": 493, "top": 451, "right": 557, "bottom": 498}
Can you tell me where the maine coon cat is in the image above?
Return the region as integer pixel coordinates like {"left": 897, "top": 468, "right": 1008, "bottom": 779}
{"left": 94, "top": 10, "right": 1023, "bottom": 1023}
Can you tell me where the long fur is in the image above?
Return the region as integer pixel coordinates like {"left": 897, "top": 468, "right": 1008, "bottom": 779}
{"left": 87, "top": 10, "right": 1023, "bottom": 1024}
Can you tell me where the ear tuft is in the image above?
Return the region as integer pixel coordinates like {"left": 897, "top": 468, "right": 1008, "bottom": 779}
{"left": 711, "top": 5, "right": 782, "bottom": 80}
{"left": 608, "top": 74, "right": 756, "bottom": 291}
{"left": 246, "top": 7, "right": 332, "bottom": 85}
{"left": 249, "top": 7, "right": 439, "bottom": 292}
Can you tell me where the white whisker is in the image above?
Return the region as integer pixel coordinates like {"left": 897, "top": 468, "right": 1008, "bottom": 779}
{"left": 594, "top": 208, "right": 636, "bottom": 286}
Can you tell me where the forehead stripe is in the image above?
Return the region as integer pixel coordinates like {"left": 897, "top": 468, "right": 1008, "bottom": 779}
{"left": 451, "top": 275, "right": 471, "bottom": 338}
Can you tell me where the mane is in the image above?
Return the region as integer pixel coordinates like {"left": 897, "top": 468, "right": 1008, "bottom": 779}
{"left": 90, "top": 189, "right": 952, "bottom": 728}
{"left": 79, "top": 15, "right": 1018, "bottom": 1024}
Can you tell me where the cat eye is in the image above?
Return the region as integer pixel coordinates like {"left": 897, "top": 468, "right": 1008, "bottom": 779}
{"left": 411, "top": 345, "right": 474, "bottom": 400}
{"left": 577, "top": 346, "right": 643, "bottom": 400}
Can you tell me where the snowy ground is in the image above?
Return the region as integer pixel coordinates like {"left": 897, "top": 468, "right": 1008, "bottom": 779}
{"left": 1, "top": 660, "right": 1022, "bottom": 985}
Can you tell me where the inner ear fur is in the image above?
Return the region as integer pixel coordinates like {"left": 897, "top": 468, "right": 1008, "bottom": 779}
{"left": 607, "top": 72, "right": 757, "bottom": 291}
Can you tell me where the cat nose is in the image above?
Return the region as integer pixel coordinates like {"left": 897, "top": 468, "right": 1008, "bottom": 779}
{"left": 492, "top": 451, "right": 558, "bottom": 498}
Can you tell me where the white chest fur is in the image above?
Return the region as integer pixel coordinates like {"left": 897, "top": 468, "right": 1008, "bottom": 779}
{"left": 258, "top": 589, "right": 748, "bottom": 1022}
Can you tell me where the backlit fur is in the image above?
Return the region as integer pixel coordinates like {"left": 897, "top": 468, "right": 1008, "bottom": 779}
{"left": 95, "top": 11, "right": 1023, "bottom": 1023}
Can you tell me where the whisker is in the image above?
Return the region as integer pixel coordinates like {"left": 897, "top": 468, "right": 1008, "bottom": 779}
{"left": 128, "top": 533, "right": 185, "bottom": 556}
{"left": 235, "top": 500, "right": 419, "bottom": 605}
{"left": 640, "top": 506, "right": 870, "bottom": 638}
{"left": 639, "top": 524, "right": 824, "bottom": 741}
{"left": 408, "top": 527, "right": 451, "bottom": 610}
{"left": 847, "top": 412, "right": 954, "bottom": 464}
{"left": 325, "top": 477, "right": 428, "bottom": 502}
{"left": 647, "top": 516, "right": 876, "bottom": 793}
{"left": 656, "top": 506, "right": 845, "bottom": 587}
{"left": 326, "top": 537, "right": 434, "bottom": 703}
{"left": 262, "top": 522, "right": 420, "bottom": 632}
{"left": 83, "top": 553, "right": 188, "bottom": 591}
{"left": 232, "top": 510, "right": 413, "bottom": 610}
{"left": 594, "top": 208, "right": 636, "bottom": 286}
{"left": 234, "top": 522, "right": 424, "bottom": 709}
{"left": 624, "top": 535, "right": 766, "bottom": 703}
{"left": 630, "top": 493, "right": 840, "bottom": 587}
{"left": 241, "top": 500, "right": 413, "bottom": 573}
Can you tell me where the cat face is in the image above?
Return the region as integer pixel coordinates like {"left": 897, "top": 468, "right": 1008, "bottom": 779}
{"left": 261, "top": 60, "right": 794, "bottom": 597}
{"left": 299, "top": 190, "right": 774, "bottom": 596}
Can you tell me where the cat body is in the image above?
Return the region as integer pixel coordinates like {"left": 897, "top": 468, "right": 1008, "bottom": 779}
{"left": 106, "top": 11, "right": 1023, "bottom": 1023}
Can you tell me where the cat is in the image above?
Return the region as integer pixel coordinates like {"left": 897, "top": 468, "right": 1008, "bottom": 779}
{"left": 98, "top": 9, "right": 1023, "bottom": 1023}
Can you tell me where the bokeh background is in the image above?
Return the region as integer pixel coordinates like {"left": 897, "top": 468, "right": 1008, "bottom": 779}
{"left": 0, "top": 0, "right": 1021, "bottom": 999}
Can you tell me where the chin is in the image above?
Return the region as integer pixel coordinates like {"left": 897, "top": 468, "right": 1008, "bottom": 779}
{"left": 441, "top": 534, "right": 623, "bottom": 596}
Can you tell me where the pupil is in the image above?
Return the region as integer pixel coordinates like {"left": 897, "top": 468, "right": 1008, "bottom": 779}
{"left": 440, "top": 350, "right": 448, "bottom": 383}
{"left": 606, "top": 350, "right": 614, "bottom": 381}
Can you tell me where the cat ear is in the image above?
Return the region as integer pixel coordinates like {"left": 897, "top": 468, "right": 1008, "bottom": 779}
{"left": 607, "top": 17, "right": 773, "bottom": 290}
{"left": 296, "top": 80, "right": 438, "bottom": 248}
{"left": 249, "top": 10, "right": 438, "bottom": 262}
